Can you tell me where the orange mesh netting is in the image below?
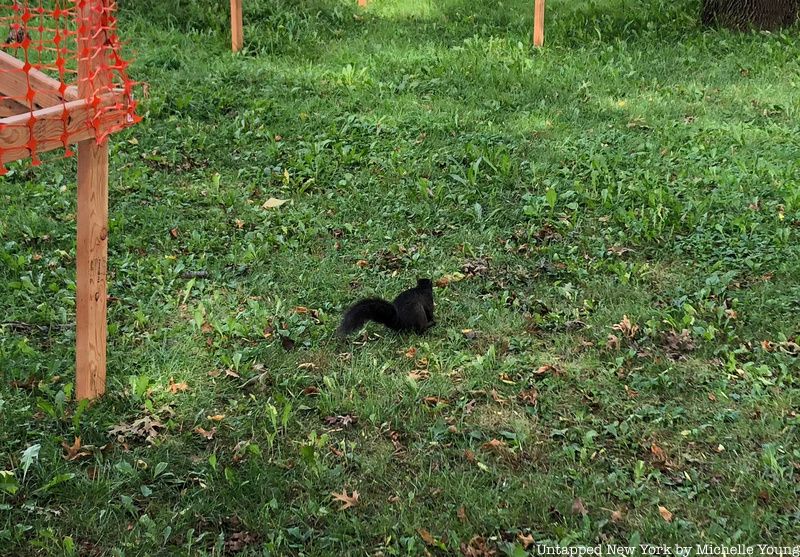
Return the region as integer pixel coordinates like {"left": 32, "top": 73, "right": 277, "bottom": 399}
{"left": 0, "top": 0, "right": 139, "bottom": 174}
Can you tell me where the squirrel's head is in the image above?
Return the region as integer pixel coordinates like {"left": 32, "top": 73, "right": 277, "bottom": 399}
{"left": 417, "top": 278, "right": 432, "bottom": 289}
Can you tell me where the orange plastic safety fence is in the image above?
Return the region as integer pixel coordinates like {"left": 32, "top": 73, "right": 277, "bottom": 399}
{"left": 0, "top": 0, "right": 139, "bottom": 175}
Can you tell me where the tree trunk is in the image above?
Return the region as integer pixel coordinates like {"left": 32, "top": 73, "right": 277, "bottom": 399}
{"left": 701, "top": 0, "right": 798, "bottom": 30}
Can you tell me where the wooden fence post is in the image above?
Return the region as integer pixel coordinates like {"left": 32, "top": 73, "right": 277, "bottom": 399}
{"left": 231, "top": 0, "right": 243, "bottom": 52}
{"left": 76, "top": 0, "right": 110, "bottom": 400}
{"left": 534, "top": 0, "right": 545, "bottom": 47}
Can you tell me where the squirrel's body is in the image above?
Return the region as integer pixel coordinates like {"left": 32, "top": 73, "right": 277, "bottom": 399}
{"left": 338, "top": 279, "right": 435, "bottom": 336}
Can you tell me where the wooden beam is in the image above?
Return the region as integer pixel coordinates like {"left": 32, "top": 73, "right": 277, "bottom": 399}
{"left": 533, "top": 0, "right": 545, "bottom": 47}
{"left": 230, "top": 0, "right": 243, "bottom": 52}
{"left": 0, "top": 50, "right": 79, "bottom": 109}
{"left": 75, "top": 0, "right": 112, "bottom": 400}
{"left": 0, "top": 97, "right": 28, "bottom": 118}
{"left": 0, "top": 93, "right": 129, "bottom": 165}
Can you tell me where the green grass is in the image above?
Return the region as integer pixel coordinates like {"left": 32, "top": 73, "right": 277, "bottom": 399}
{"left": 2, "top": 0, "right": 800, "bottom": 554}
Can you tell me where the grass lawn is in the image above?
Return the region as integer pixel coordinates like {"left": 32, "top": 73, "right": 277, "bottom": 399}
{"left": 1, "top": 0, "right": 799, "bottom": 554}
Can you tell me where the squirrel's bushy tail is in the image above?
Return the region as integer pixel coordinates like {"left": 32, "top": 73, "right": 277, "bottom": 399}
{"left": 337, "top": 298, "right": 397, "bottom": 336}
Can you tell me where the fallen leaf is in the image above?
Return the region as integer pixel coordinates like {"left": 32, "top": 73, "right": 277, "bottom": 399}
{"left": 708, "top": 392, "right": 717, "bottom": 402}
{"left": 169, "top": 227, "right": 179, "bottom": 239}
{"left": 356, "top": 259, "right": 368, "bottom": 268}
{"left": 534, "top": 364, "right": 560, "bottom": 376}
{"left": 302, "top": 386, "right": 320, "bottom": 396}
{"left": 109, "top": 416, "right": 165, "bottom": 444}
{"left": 331, "top": 488, "right": 359, "bottom": 510}
{"left": 606, "top": 334, "right": 621, "bottom": 351}
{"left": 201, "top": 322, "right": 214, "bottom": 334}
{"left": 572, "top": 498, "right": 588, "bottom": 516}
{"left": 611, "top": 509, "right": 624, "bottom": 523}
{"left": 464, "top": 449, "right": 476, "bottom": 462}
{"left": 61, "top": 437, "right": 90, "bottom": 461}
{"left": 462, "top": 328, "right": 479, "bottom": 340}
{"left": 235, "top": 219, "right": 245, "bottom": 229}
{"left": 422, "top": 396, "right": 447, "bottom": 406}
{"left": 518, "top": 388, "right": 538, "bottom": 406}
{"left": 207, "top": 414, "right": 225, "bottom": 422}
{"left": 650, "top": 443, "right": 667, "bottom": 463}
{"left": 612, "top": 315, "right": 640, "bottom": 339}
{"left": 658, "top": 505, "right": 673, "bottom": 522}
{"left": 408, "top": 370, "right": 430, "bottom": 381}
{"left": 482, "top": 439, "right": 507, "bottom": 453}
{"left": 225, "top": 369, "right": 240, "bottom": 379}
{"left": 298, "top": 362, "right": 316, "bottom": 369}
{"left": 498, "top": 373, "right": 516, "bottom": 385}
{"left": 324, "top": 414, "right": 358, "bottom": 428}
{"left": 404, "top": 347, "right": 417, "bottom": 359}
{"left": 517, "top": 532, "right": 535, "bottom": 548}
{"left": 167, "top": 377, "right": 189, "bottom": 394}
{"left": 262, "top": 197, "right": 288, "bottom": 209}
{"left": 194, "top": 427, "right": 216, "bottom": 440}
{"left": 294, "top": 306, "right": 309, "bottom": 314}
{"left": 418, "top": 528, "right": 436, "bottom": 545}
{"left": 489, "top": 389, "right": 506, "bottom": 404}
{"left": 457, "top": 506, "right": 468, "bottom": 523}
{"left": 435, "top": 272, "right": 465, "bottom": 287}
{"left": 86, "top": 466, "right": 99, "bottom": 481}
{"left": 624, "top": 385, "right": 638, "bottom": 398}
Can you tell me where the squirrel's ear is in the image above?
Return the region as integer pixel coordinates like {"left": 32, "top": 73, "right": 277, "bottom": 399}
{"left": 417, "top": 278, "right": 432, "bottom": 287}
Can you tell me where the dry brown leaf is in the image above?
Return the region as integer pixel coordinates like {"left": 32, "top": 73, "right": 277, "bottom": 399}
{"left": 534, "top": 364, "right": 560, "bottom": 376}
{"left": 572, "top": 498, "right": 588, "bottom": 516}
{"left": 168, "top": 377, "right": 189, "bottom": 394}
{"left": 658, "top": 505, "right": 673, "bottom": 522}
{"left": 403, "top": 346, "right": 417, "bottom": 359}
{"left": 482, "top": 439, "right": 508, "bottom": 453}
{"left": 169, "top": 227, "right": 179, "bottom": 239}
{"left": 611, "top": 509, "right": 624, "bottom": 523}
{"left": 331, "top": 488, "right": 359, "bottom": 510}
{"left": 408, "top": 370, "right": 430, "bottom": 381}
{"left": 462, "top": 328, "right": 479, "bottom": 340}
{"left": 262, "top": 197, "right": 288, "bottom": 209}
{"left": 302, "top": 386, "right": 320, "bottom": 396}
{"left": 464, "top": 449, "right": 476, "bottom": 462}
{"left": 422, "top": 396, "right": 447, "bottom": 406}
{"left": 235, "top": 219, "right": 245, "bottom": 229}
{"left": 624, "top": 385, "right": 638, "bottom": 398}
{"left": 650, "top": 443, "right": 667, "bottom": 463}
{"left": 355, "top": 259, "right": 368, "bottom": 268}
{"left": 207, "top": 414, "right": 225, "bottom": 422}
{"left": 294, "top": 306, "right": 309, "bottom": 314}
{"left": 457, "top": 506, "right": 467, "bottom": 523}
{"left": 489, "top": 389, "right": 506, "bottom": 404}
{"left": 498, "top": 373, "right": 516, "bottom": 385}
{"left": 708, "top": 392, "right": 717, "bottom": 402}
{"left": 517, "top": 533, "right": 535, "bottom": 549}
{"left": 606, "top": 334, "right": 621, "bottom": 351}
{"left": 61, "top": 437, "right": 91, "bottom": 461}
{"left": 194, "top": 426, "right": 216, "bottom": 440}
{"left": 225, "top": 369, "right": 240, "bottom": 379}
{"left": 109, "top": 416, "right": 165, "bottom": 444}
{"left": 434, "top": 272, "right": 465, "bottom": 287}
{"left": 418, "top": 528, "right": 436, "bottom": 545}
{"left": 612, "top": 315, "right": 640, "bottom": 339}
{"left": 518, "top": 388, "right": 538, "bottom": 406}
{"left": 201, "top": 322, "right": 213, "bottom": 334}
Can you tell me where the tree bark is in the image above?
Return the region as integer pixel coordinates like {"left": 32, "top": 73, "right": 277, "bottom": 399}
{"left": 701, "top": 0, "right": 798, "bottom": 30}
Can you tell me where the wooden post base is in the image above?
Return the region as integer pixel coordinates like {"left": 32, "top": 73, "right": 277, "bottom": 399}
{"left": 75, "top": 137, "right": 109, "bottom": 400}
{"left": 231, "top": 0, "right": 243, "bottom": 52}
{"left": 534, "top": 0, "right": 545, "bottom": 47}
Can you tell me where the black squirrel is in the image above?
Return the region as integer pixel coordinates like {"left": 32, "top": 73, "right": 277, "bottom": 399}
{"left": 338, "top": 278, "right": 435, "bottom": 336}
